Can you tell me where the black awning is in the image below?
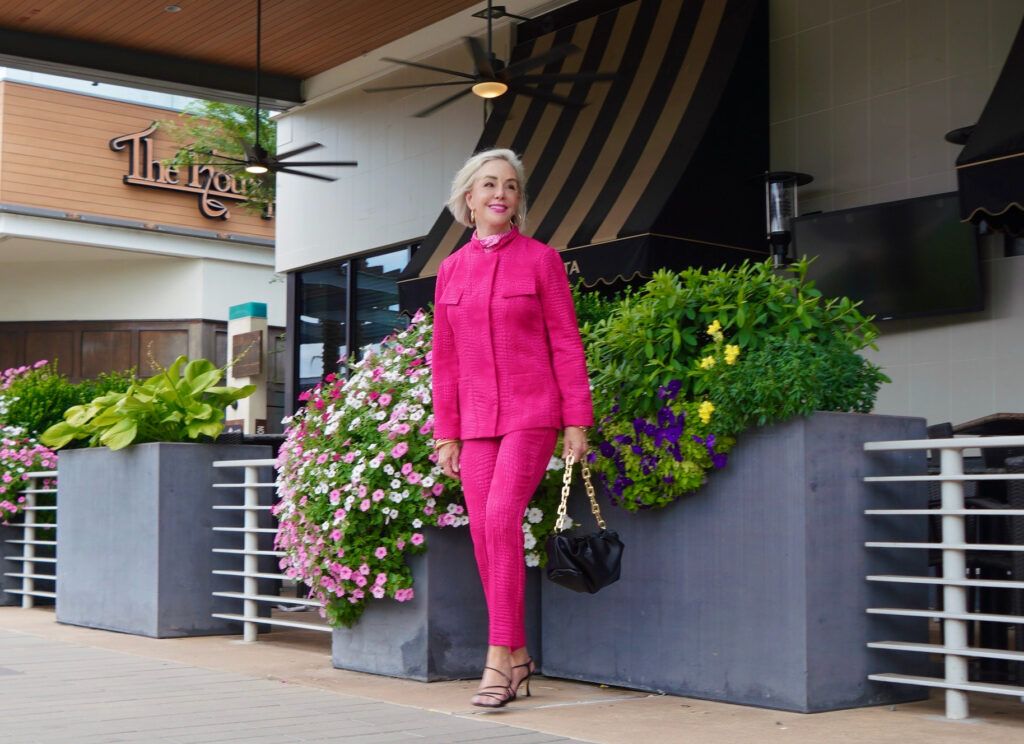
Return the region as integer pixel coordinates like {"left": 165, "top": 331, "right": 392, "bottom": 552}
{"left": 955, "top": 15, "right": 1024, "bottom": 235}
{"left": 398, "top": 0, "right": 768, "bottom": 314}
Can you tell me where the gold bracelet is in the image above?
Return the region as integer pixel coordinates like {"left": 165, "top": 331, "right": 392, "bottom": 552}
{"left": 433, "top": 438, "right": 459, "bottom": 450}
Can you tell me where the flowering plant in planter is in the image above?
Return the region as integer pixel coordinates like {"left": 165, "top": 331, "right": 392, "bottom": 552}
{"left": 275, "top": 311, "right": 462, "bottom": 627}
{"left": 276, "top": 310, "right": 571, "bottom": 627}
{"left": 583, "top": 259, "right": 885, "bottom": 509}
{"left": 1, "top": 363, "right": 59, "bottom": 522}
{"left": 0, "top": 432, "right": 57, "bottom": 523}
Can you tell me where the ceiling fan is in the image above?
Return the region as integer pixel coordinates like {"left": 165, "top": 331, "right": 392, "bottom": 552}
{"left": 364, "top": 1, "right": 616, "bottom": 118}
{"left": 192, "top": 0, "right": 357, "bottom": 181}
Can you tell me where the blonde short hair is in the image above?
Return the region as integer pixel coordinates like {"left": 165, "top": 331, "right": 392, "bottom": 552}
{"left": 446, "top": 148, "right": 527, "bottom": 229}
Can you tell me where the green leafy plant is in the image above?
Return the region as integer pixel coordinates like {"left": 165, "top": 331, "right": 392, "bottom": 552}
{"left": 581, "top": 258, "right": 887, "bottom": 509}
{"left": 40, "top": 356, "right": 255, "bottom": 451}
{"left": 584, "top": 258, "right": 881, "bottom": 422}
{"left": 1, "top": 362, "right": 133, "bottom": 440}
{"left": 691, "top": 335, "right": 889, "bottom": 434}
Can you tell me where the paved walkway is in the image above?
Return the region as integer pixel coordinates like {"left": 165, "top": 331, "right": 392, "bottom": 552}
{"left": 0, "top": 630, "right": 583, "bottom": 744}
{"left": 2, "top": 607, "right": 1024, "bottom": 744}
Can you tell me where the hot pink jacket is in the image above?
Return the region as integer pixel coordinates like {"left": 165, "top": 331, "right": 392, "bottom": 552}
{"left": 431, "top": 228, "right": 594, "bottom": 440}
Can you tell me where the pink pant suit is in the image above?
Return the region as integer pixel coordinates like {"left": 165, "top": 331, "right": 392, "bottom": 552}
{"left": 432, "top": 227, "right": 594, "bottom": 648}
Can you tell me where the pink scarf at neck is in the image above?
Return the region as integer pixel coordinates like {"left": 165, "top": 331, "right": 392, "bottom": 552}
{"left": 472, "top": 226, "right": 519, "bottom": 251}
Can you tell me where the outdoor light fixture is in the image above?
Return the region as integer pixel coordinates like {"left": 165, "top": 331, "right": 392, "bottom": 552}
{"left": 245, "top": 163, "right": 269, "bottom": 175}
{"left": 472, "top": 5, "right": 531, "bottom": 21}
{"left": 764, "top": 170, "right": 813, "bottom": 266}
{"left": 472, "top": 80, "right": 509, "bottom": 98}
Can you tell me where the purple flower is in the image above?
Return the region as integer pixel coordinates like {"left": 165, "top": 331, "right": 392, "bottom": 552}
{"left": 711, "top": 453, "right": 728, "bottom": 468}
{"left": 667, "top": 379, "right": 682, "bottom": 398}
{"left": 657, "top": 407, "right": 674, "bottom": 429}
{"left": 644, "top": 423, "right": 657, "bottom": 438}
{"left": 599, "top": 441, "right": 616, "bottom": 458}
{"left": 657, "top": 385, "right": 668, "bottom": 399}
{"left": 613, "top": 434, "right": 633, "bottom": 445}
{"left": 662, "top": 475, "right": 675, "bottom": 484}
{"left": 630, "top": 445, "right": 643, "bottom": 455}
{"left": 587, "top": 451, "right": 598, "bottom": 463}
{"left": 632, "top": 418, "right": 646, "bottom": 437}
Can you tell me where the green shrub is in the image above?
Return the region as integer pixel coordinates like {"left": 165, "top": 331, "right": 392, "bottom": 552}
{"left": 1, "top": 363, "right": 134, "bottom": 440}
{"left": 584, "top": 258, "right": 882, "bottom": 422}
{"left": 580, "top": 258, "right": 888, "bottom": 510}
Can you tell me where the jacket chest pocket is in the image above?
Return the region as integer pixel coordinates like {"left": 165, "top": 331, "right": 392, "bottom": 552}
{"left": 501, "top": 279, "right": 537, "bottom": 300}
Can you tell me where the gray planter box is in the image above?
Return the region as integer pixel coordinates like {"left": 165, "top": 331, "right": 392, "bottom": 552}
{"left": 332, "top": 526, "right": 542, "bottom": 681}
{"left": 56, "top": 442, "right": 272, "bottom": 638}
{"left": 541, "top": 412, "right": 931, "bottom": 713}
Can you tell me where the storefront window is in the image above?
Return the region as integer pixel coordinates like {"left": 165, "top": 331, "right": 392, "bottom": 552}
{"left": 295, "top": 264, "right": 348, "bottom": 390}
{"left": 289, "top": 243, "right": 415, "bottom": 409}
{"left": 354, "top": 246, "right": 410, "bottom": 352}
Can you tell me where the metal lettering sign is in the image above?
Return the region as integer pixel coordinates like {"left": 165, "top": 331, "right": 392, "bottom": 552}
{"left": 110, "top": 123, "right": 263, "bottom": 220}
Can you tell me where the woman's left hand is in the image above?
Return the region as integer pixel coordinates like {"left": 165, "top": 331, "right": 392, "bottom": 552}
{"left": 562, "top": 426, "right": 589, "bottom": 461}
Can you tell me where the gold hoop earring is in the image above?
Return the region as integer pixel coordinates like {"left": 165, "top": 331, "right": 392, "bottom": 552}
{"left": 510, "top": 214, "right": 517, "bottom": 226}
{"left": 470, "top": 208, "right": 475, "bottom": 224}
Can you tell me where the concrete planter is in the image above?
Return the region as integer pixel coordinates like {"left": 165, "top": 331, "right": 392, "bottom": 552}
{"left": 541, "top": 412, "right": 931, "bottom": 713}
{"left": 332, "top": 526, "right": 542, "bottom": 681}
{"left": 56, "top": 442, "right": 272, "bottom": 638}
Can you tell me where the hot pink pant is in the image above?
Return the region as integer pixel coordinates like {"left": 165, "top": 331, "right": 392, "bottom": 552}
{"left": 460, "top": 428, "right": 557, "bottom": 649}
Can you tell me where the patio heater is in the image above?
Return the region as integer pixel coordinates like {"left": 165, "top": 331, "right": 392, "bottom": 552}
{"left": 764, "top": 171, "right": 813, "bottom": 266}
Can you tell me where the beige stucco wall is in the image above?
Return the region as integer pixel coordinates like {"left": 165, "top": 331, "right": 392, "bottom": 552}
{"left": 770, "top": 0, "right": 1024, "bottom": 426}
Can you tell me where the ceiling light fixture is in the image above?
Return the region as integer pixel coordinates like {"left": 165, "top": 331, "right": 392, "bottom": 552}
{"left": 472, "top": 80, "right": 509, "bottom": 98}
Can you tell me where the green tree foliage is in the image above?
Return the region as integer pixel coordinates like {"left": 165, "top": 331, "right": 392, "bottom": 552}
{"left": 160, "top": 100, "right": 276, "bottom": 215}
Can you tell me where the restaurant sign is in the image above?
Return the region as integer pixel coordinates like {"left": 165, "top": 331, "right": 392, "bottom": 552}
{"left": 110, "top": 123, "right": 260, "bottom": 220}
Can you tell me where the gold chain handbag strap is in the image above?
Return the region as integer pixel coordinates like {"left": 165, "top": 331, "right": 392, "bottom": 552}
{"left": 554, "top": 452, "right": 607, "bottom": 532}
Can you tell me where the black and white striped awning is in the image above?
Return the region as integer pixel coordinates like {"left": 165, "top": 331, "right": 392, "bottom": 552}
{"left": 399, "top": 0, "right": 767, "bottom": 313}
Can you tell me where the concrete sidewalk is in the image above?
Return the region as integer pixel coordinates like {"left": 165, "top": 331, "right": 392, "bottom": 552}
{"left": 1, "top": 607, "right": 1023, "bottom": 744}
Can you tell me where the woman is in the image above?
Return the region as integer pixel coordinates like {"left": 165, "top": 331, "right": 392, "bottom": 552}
{"left": 432, "top": 149, "right": 593, "bottom": 708}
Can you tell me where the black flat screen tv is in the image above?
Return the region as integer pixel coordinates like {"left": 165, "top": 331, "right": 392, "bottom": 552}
{"left": 792, "top": 192, "right": 983, "bottom": 321}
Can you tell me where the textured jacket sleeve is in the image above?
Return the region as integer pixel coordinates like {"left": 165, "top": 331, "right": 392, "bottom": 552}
{"left": 537, "top": 246, "right": 594, "bottom": 428}
{"left": 431, "top": 261, "right": 461, "bottom": 440}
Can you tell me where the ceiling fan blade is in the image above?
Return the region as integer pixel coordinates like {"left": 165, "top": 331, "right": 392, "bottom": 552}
{"left": 506, "top": 43, "right": 579, "bottom": 76}
{"left": 275, "top": 142, "right": 324, "bottom": 160}
{"left": 381, "top": 56, "right": 477, "bottom": 81}
{"left": 516, "top": 71, "right": 618, "bottom": 84}
{"left": 273, "top": 167, "right": 338, "bottom": 182}
{"left": 413, "top": 87, "right": 474, "bottom": 118}
{"left": 365, "top": 80, "right": 474, "bottom": 92}
{"left": 465, "top": 37, "right": 495, "bottom": 78}
{"left": 507, "top": 83, "right": 584, "bottom": 108}
{"left": 274, "top": 160, "right": 358, "bottom": 167}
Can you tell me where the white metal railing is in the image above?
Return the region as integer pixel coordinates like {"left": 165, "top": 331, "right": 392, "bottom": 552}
{"left": 2, "top": 470, "right": 59, "bottom": 607}
{"left": 863, "top": 435, "right": 1024, "bottom": 720}
{"left": 210, "top": 458, "right": 328, "bottom": 640}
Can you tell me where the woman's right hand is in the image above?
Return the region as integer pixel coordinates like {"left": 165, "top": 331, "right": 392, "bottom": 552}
{"left": 438, "top": 441, "right": 462, "bottom": 480}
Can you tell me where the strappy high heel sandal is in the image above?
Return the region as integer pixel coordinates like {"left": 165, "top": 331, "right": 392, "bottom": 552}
{"left": 471, "top": 666, "right": 515, "bottom": 708}
{"left": 511, "top": 657, "right": 535, "bottom": 698}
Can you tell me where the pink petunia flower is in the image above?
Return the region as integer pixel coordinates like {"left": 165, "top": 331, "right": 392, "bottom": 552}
{"left": 411, "top": 533, "right": 424, "bottom": 546}
{"left": 360, "top": 499, "right": 371, "bottom": 512}
{"left": 374, "top": 546, "right": 387, "bottom": 559}
{"left": 372, "top": 489, "right": 385, "bottom": 502}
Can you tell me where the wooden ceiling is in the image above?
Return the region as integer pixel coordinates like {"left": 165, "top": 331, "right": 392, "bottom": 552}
{"left": 0, "top": 0, "right": 482, "bottom": 105}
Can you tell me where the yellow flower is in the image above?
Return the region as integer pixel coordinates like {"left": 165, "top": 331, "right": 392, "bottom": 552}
{"left": 699, "top": 355, "right": 717, "bottom": 369}
{"left": 706, "top": 319, "right": 723, "bottom": 341}
{"left": 724, "top": 344, "right": 740, "bottom": 365}
{"left": 699, "top": 400, "right": 715, "bottom": 424}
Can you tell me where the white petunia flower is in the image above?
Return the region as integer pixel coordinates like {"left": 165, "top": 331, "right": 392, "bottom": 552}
{"left": 525, "top": 552, "right": 540, "bottom": 567}
{"left": 412, "top": 518, "right": 423, "bottom": 528}
{"left": 523, "top": 533, "right": 536, "bottom": 549}
{"left": 526, "top": 508, "right": 543, "bottom": 524}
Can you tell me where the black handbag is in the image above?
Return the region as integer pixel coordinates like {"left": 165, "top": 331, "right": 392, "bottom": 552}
{"left": 544, "top": 453, "right": 624, "bottom": 594}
